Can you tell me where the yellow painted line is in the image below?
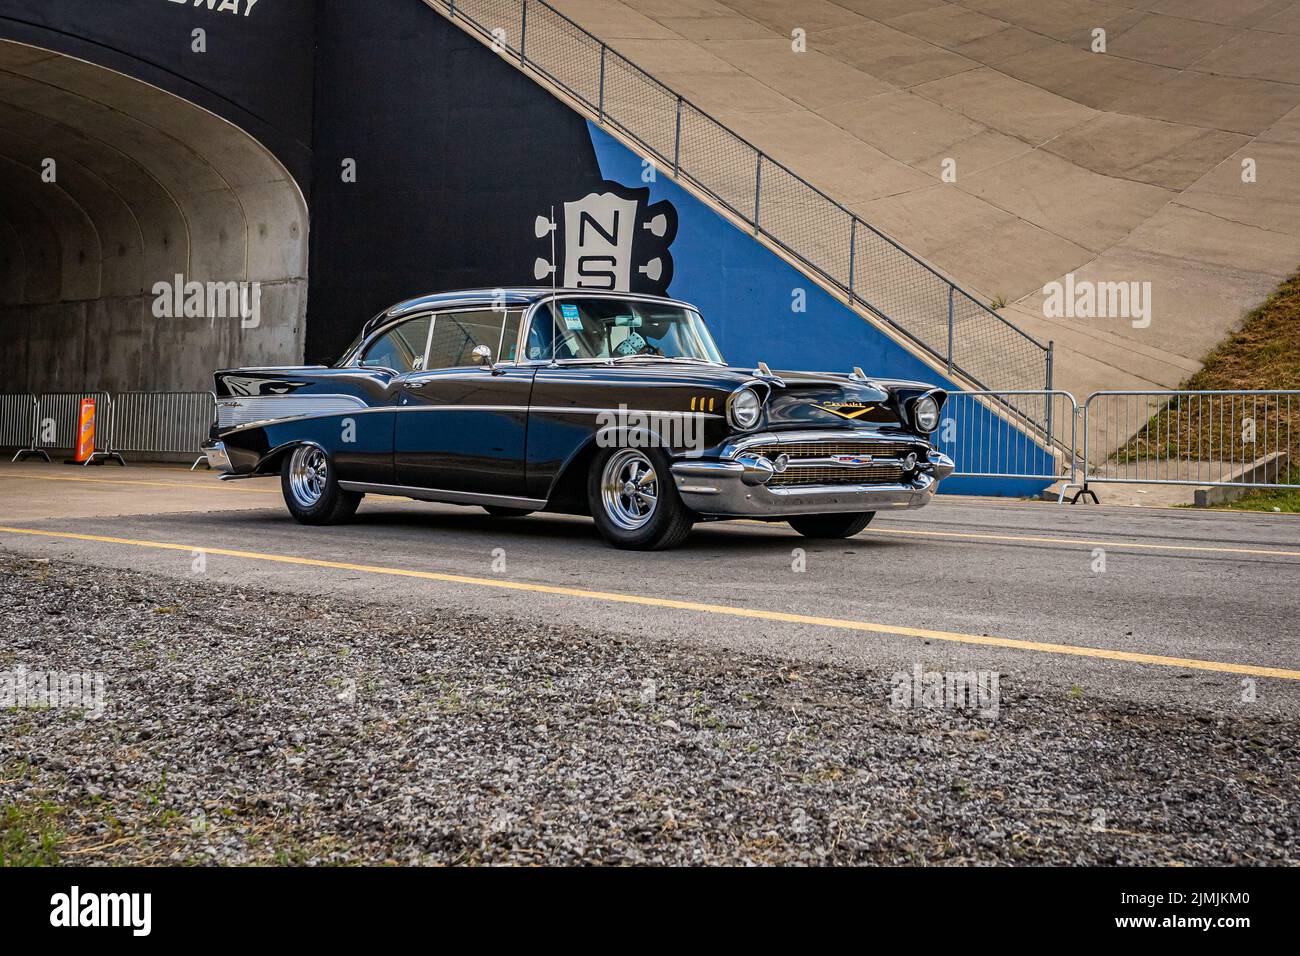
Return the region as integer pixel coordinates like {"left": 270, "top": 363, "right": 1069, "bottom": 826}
{"left": 2, "top": 525, "right": 1298, "bottom": 682}
{"left": 866, "top": 525, "right": 1300, "bottom": 559}
{"left": 0, "top": 472, "right": 278, "bottom": 494}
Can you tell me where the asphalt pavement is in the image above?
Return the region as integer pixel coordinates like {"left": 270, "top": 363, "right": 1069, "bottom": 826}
{"left": 2, "top": 462, "right": 1297, "bottom": 713}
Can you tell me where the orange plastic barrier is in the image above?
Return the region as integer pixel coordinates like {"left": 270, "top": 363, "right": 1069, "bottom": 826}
{"left": 73, "top": 397, "right": 96, "bottom": 463}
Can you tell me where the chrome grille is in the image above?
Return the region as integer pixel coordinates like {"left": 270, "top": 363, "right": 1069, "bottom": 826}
{"left": 749, "top": 437, "right": 923, "bottom": 487}
{"left": 757, "top": 439, "right": 919, "bottom": 460}
{"left": 770, "top": 465, "right": 904, "bottom": 487}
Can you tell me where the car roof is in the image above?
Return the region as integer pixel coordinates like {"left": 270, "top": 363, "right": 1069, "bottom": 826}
{"left": 383, "top": 288, "right": 694, "bottom": 321}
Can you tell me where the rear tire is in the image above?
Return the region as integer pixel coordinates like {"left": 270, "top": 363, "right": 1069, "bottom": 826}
{"left": 281, "top": 445, "right": 362, "bottom": 526}
{"left": 588, "top": 446, "right": 693, "bottom": 550}
{"left": 787, "top": 512, "right": 875, "bottom": 539}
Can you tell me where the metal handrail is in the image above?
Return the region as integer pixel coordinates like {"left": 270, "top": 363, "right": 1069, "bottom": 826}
{"left": 428, "top": 0, "right": 1053, "bottom": 399}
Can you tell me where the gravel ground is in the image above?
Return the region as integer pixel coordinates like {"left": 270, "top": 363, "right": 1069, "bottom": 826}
{"left": 1, "top": 551, "right": 1296, "bottom": 865}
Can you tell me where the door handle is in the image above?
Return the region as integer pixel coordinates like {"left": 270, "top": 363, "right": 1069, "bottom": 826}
{"left": 406, "top": 381, "right": 427, "bottom": 389}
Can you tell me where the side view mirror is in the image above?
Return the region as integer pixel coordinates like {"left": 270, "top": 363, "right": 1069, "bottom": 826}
{"left": 471, "top": 344, "right": 494, "bottom": 369}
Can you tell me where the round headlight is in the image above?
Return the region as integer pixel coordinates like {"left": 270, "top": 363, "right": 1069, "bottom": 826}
{"left": 912, "top": 395, "right": 940, "bottom": 433}
{"left": 729, "top": 387, "right": 763, "bottom": 430}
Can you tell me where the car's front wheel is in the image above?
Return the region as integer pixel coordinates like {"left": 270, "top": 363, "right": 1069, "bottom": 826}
{"left": 281, "top": 444, "right": 362, "bottom": 525}
{"left": 787, "top": 512, "right": 875, "bottom": 539}
{"left": 588, "top": 446, "right": 693, "bottom": 550}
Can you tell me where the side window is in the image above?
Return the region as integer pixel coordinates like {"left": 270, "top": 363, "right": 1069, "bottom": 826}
{"left": 524, "top": 304, "right": 582, "bottom": 361}
{"left": 426, "top": 310, "right": 514, "bottom": 369}
{"left": 361, "top": 315, "right": 431, "bottom": 372}
{"left": 525, "top": 304, "right": 555, "bottom": 361}
{"left": 522, "top": 303, "right": 591, "bottom": 361}
{"left": 500, "top": 309, "right": 523, "bottom": 363}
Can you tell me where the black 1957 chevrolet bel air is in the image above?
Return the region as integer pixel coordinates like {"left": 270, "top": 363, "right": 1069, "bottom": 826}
{"left": 202, "top": 288, "right": 955, "bottom": 550}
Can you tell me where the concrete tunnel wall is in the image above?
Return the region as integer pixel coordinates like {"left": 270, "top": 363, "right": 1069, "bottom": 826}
{"left": 0, "top": 37, "right": 309, "bottom": 394}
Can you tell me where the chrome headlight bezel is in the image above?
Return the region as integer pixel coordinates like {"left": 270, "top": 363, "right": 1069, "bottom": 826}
{"left": 727, "top": 386, "right": 763, "bottom": 431}
{"left": 911, "top": 394, "right": 941, "bottom": 433}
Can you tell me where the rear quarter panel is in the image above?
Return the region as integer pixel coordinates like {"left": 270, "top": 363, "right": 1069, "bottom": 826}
{"left": 214, "top": 367, "right": 397, "bottom": 484}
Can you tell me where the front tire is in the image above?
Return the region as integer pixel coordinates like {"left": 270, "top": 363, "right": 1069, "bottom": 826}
{"left": 787, "top": 512, "right": 875, "bottom": 539}
{"left": 281, "top": 445, "right": 362, "bottom": 525}
{"left": 588, "top": 446, "right": 693, "bottom": 550}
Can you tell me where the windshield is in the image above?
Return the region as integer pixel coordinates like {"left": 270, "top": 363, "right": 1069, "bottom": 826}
{"left": 525, "top": 298, "right": 724, "bottom": 364}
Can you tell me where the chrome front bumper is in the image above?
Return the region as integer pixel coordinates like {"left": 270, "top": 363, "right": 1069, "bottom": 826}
{"left": 201, "top": 440, "right": 232, "bottom": 473}
{"left": 671, "top": 450, "right": 955, "bottom": 517}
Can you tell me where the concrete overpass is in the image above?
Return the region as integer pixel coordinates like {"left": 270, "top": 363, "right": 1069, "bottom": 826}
{"left": 3, "top": 0, "right": 1296, "bottom": 405}
{"left": 0, "top": 38, "right": 308, "bottom": 393}
{"left": 543, "top": 0, "right": 1300, "bottom": 397}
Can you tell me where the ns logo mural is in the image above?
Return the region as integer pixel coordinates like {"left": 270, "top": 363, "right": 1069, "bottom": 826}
{"left": 534, "top": 182, "right": 678, "bottom": 297}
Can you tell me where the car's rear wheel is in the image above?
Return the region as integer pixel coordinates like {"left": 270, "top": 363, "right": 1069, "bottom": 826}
{"left": 787, "top": 512, "right": 875, "bottom": 539}
{"left": 482, "top": 506, "right": 534, "bottom": 518}
{"left": 588, "top": 446, "right": 693, "bottom": 550}
{"left": 281, "top": 444, "right": 362, "bottom": 525}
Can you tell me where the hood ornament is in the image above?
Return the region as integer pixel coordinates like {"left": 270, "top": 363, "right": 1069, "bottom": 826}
{"left": 847, "top": 366, "right": 882, "bottom": 388}
{"left": 752, "top": 361, "right": 786, "bottom": 387}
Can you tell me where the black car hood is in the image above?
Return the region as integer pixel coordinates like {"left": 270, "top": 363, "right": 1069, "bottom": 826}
{"left": 600, "top": 361, "right": 940, "bottom": 429}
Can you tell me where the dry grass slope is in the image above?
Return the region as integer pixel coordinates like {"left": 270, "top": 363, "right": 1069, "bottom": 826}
{"left": 1111, "top": 270, "right": 1300, "bottom": 510}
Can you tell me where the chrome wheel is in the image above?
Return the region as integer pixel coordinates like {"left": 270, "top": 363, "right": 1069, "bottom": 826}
{"left": 600, "top": 449, "right": 659, "bottom": 531}
{"left": 288, "top": 445, "right": 329, "bottom": 509}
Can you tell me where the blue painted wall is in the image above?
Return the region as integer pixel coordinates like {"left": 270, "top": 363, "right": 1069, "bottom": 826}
{"left": 587, "top": 123, "right": 1053, "bottom": 497}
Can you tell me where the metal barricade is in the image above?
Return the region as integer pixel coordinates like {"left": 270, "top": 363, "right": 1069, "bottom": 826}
{"left": 1082, "top": 390, "right": 1298, "bottom": 492}
{"left": 941, "top": 390, "right": 1081, "bottom": 497}
{"left": 30, "top": 391, "right": 123, "bottom": 465}
{"left": 1, "top": 393, "right": 40, "bottom": 462}
{"left": 111, "top": 392, "right": 217, "bottom": 467}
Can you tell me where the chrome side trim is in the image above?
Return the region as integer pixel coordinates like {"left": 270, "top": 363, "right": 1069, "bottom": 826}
{"left": 338, "top": 481, "right": 546, "bottom": 510}
{"left": 214, "top": 404, "right": 725, "bottom": 437}
{"left": 217, "top": 393, "right": 368, "bottom": 429}
{"left": 393, "top": 404, "right": 722, "bottom": 418}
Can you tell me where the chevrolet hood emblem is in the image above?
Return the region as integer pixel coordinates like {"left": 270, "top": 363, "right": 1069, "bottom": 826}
{"left": 812, "top": 401, "right": 876, "bottom": 420}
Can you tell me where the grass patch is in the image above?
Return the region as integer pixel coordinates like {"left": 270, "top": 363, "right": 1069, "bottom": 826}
{"left": 0, "top": 800, "right": 66, "bottom": 866}
{"left": 1113, "top": 270, "right": 1300, "bottom": 470}
{"left": 1185, "top": 272, "right": 1300, "bottom": 392}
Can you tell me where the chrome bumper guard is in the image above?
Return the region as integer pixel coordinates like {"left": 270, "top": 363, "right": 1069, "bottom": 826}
{"left": 201, "top": 440, "right": 233, "bottom": 473}
{"left": 671, "top": 448, "right": 955, "bottom": 517}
